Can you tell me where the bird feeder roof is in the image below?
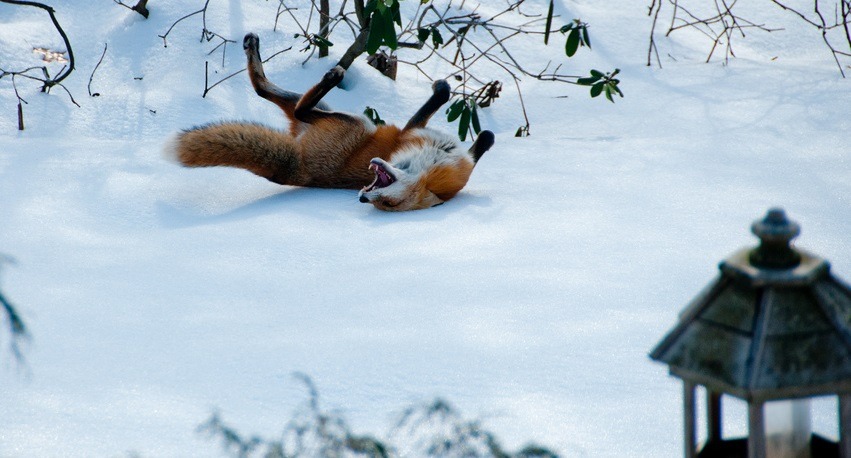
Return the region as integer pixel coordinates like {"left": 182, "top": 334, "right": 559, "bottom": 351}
{"left": 650, "top": 209, "right": 851, "bottom": 402}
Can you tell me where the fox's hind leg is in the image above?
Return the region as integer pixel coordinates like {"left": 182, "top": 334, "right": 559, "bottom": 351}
{"left": 243, "top": 33, "right": 330, "bottom": 134}
{"left": 403, "top": 79, "right": 451, "bottom": 131}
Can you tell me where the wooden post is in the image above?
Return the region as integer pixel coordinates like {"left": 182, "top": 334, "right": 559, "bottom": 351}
{"left": 841, "top": 395, "right": 851, "bottom": 458}
{"left": 707, "top": 391, "right": 723, "bottom": 444}
{"left": 748, "top": 401, "right": 766, "bottom": 458}
{"left": 684, "top": 381, "right": 697, "bottom": 458}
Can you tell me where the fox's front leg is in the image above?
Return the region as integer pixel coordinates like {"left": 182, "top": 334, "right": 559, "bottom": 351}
{"left": 403, "top": 79, "right": 451, "bottom": 131}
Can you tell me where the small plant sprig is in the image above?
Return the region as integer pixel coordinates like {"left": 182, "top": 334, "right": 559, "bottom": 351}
{"left": 543, "top": 1, "right": 590, "bottom": 57}
{"left": 577, "top": 68, "right": 623, "bottom": 102}
{"left": 202, "top": 374, "right": 560, "bottom": 457}
{"left": 363, "top": 106, "right": 386, "bottom": 125}
{"left": 541, "top": 1, "right": 625, "bottom": 110}
{"left": 558, "top": 20, "right": 591, "bottom": 57}
{"left": 365, "top": 0, "right": 403, "bottom": 54}
{"left": 294, "top": 33, "right": 334, "bottom": 54}
{"left": 416, "top": 26, "right": 444, "bottom": 50}
{"left": 445, "top": 96, "right": 482, "bottom": 141}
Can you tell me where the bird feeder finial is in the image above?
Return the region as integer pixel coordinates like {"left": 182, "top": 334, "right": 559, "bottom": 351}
{"left": 749, "top": 208, "right": 802, "bottom": 269}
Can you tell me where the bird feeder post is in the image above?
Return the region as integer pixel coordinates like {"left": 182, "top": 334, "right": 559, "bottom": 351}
{"left": 707, "top": 391, "right": 723, "bottom": 444}
{"left": 842, "top": 395, "right": 851, "bottom": 458}
{"left": 748, "top": 402, "right": 766, "bottom": 458}
{"left": 685, "top": 380, "right": 697, "bottom": 458}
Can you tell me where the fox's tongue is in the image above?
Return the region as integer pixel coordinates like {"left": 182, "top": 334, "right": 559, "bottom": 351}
{"left": 363, "top": 162, "right": 396, "bottom": 191}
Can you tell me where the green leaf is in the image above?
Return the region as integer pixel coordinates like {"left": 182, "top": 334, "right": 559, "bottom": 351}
{"left": 417, "top": 27, "right": 430, "bottom": 43}
{"left": 364, "top": 0, "right": 378, "bottom": 16}
{"left": 391, "top": 0, "right": 402, "bottom": 26}
{"left": 582, "top": 25, "right": 591, "bottom": 49}
{"left": 577, "top": 75, "right": 601, "bottom": 85}
{"left": 590, "top": 82, "right": 604, "bottom": 98}
{"left": 365, "top": 8, "right": 399, "bottom": 53}
{"left": 470, "top": 101, "right": 481, "bottom": 134}
{"left": 590, "top": 69, "right": 604, "bottom": 78}
{"left": 544, "top": 0, "right": 554, "bottom": 45}
{"left": 366, "top": 16, "right": 384, "bottom": 54}
{"left": 559, "top": 23, "right": 574, "bottom": 33}
{"left": 604, "top": 84, "right": 613, "bottom": 102}
{"left": 446, "top": 100, "right": 464, "bottom": 122}
{"left": 565, "top": 29, "right": 580, "bottom": 57}
{"left": 431, "top": 28, "right": 443, "bottom": 48}
{"left": 314, "top": 35, "right": 334, "bottom": 47}
{"left": 363, "top": 106, "right": 385, "bottom": 125}
{"left": 458, "top": 106, "right": 471, "bottom": 141}
{"left": 384, "top": 20, "right": 398, "bottom": 49}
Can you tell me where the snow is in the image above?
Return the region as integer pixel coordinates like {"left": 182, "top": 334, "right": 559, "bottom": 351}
{"left": 1, "top": 0, "right": 850, "bottom": 456}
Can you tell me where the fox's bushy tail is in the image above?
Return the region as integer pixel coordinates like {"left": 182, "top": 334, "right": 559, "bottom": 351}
{"left": 167, "top": 122, "right": 301, "bottom": 185}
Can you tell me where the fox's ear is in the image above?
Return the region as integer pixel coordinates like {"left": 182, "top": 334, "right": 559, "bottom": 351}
{"left": 469, "top": 130, "right": 495, "bottom": 164}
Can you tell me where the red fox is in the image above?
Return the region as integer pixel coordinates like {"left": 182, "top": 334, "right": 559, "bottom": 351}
{"left": 168, "top": 33, "right": 494, "bottom": 212}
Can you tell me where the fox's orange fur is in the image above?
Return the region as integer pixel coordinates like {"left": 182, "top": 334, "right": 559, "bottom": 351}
{"left": 168, "top": 33, "right": 494, "bottom": 212}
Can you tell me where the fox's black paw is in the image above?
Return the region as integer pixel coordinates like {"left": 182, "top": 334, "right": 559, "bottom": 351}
{"left": 322, "top": 66, "right": 345, "bottom": 86}
{"left": 470, "top": 130, "right": 495, "bottom": 163}
{"left": 243, "top": 33, "right": 259, "bottom": 52}
{"left": 432, "top": 79, "right": 451, "bottom": 104}
{"left": 432, "top": 79, "right": 450, "bottom": 94}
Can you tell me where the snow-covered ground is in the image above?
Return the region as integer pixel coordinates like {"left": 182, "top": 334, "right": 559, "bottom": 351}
{"left": 1, "top": 1, "right": 849, "bottom": 456}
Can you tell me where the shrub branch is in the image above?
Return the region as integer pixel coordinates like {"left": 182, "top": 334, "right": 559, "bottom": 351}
{"left": 0, "top": 0, "right": 79, "bottom": 130}
{"left": 648, "top": 0, "right": 851, "bottom": 76}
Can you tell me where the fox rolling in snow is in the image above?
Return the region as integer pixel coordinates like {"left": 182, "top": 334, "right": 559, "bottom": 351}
{"left": 169, "top": 33, "right": 495, "bottom": 212}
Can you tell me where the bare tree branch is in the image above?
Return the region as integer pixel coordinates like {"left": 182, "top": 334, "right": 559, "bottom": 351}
{"left": 648, "top": 0, "right": 851, "bottom": 76}
{"left": 0, "top": 1, "right": 80, "bottom": 130}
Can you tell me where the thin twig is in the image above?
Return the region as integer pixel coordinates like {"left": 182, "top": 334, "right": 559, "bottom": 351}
{"left": 649, "top": 0, "right": 849, "bottom": 75}
{"left": 113, "top": 0, "right": 149, "bottom": 18}
{"left": 9, "top": 75, "right": 27, "bottom": 130}
{"left": 159, "top": 0, "right": 213, "bottom": 47}
{"left": 203, "top": 46, "right": 293, "bottom": 98}
{"left": 88, "top": 43, "right": 108, "bottom": 97}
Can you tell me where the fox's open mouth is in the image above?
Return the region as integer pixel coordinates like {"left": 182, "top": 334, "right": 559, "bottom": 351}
{"left": 362, "top": 159, "right": 396, "bottom": 192}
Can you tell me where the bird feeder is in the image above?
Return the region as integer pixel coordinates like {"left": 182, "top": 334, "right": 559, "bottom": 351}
{"left": 650, "top": 208, "right": 851, "bottom": 458}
